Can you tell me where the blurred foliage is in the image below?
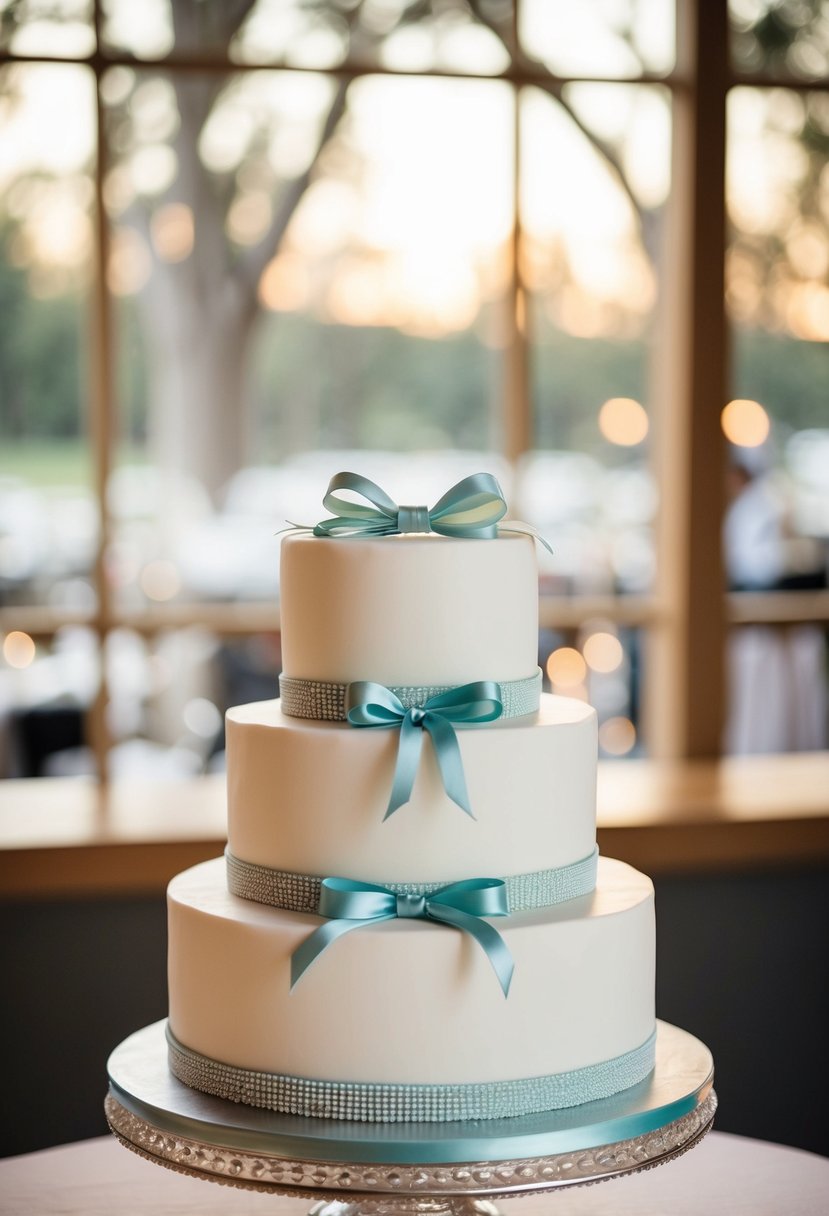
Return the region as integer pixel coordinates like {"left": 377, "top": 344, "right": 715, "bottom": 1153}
{"left": 0, "top": 252, "right": 83, "bottom": 439}
{"left": 1, "top": 1, "right": 827, "bottom": 469}
{"left": 731, "top": 0, "right": 829, "bottom": 77}
{"left": 2, "top": 243, "right": 827, "bottom": 466}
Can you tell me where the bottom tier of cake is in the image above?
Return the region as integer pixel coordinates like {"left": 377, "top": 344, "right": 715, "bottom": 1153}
{"left": 167, "top": 856, "right": 655, "bottom": 1122}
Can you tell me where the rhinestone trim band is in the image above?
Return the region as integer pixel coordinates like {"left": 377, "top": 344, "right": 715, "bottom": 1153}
{"left": 166, "top": 1024, "right": 657, "bottom": 1123}
{"left": 226, "top": 847, "right": 599, "bottom": 914}
{"left": 279, "top": 668, "right": 543, "bottom": 722}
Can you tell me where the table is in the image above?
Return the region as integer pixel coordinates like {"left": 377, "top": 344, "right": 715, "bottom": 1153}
{"left": 0, "top": 1132, "right": 826, "bottom": 1215}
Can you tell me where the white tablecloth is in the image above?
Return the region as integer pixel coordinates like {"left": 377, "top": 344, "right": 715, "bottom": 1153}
{"left": 0, "top": 1131, "right": 826, "bottom": 1215}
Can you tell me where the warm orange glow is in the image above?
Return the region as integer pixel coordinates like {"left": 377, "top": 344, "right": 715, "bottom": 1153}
{"left": 726, "top": 250, "right": 762, "bottom": 323}
{"left": 555, "top": 288, "right": 608, "bottom": 339}
{"left": 515, "top": 287, "right": 527, "bottom": 336}
{"left": 565, "top": 682, "right": 589, "bottom": 702}
{"left": 227, "top": 191, "right": 271, "bottom": 247}
{"left": 583, "top": 631, "right": 623, "bottom": 674}
{"left": 151, "top": 203, "right": 194, "bottom": 262}
{"left": 786, "top": 283, "right": 829, "bottom": 342}
{"left": 721, "top": 398, "right": 770, "bottom": 447}
{"left": 3, "top": 631, "right": 36, "bottom": 669}
{"left": 598, "top": 397, "right": 649, "bottom": 446}
{"left": 546, "top": 646, "right": 587, "bottom": 688}
{"left": 599, "top": 716, "right": 636, "bottom": 756}
{"left": 786, "top": 221, "right": 829, "bottom": 280}
{"left": 140, "top": 559, "right": 181, "bottom": 601}
{"left": 259, "top": 253, "right": 311, "bottom": 312}
{"left": 108, "top": 228, "right": 151, "bottom": 296}
{"left": 326, "top": 261, "right": 397, "bottom": 328}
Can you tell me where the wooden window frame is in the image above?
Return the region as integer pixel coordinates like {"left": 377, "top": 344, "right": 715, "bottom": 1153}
{"left": 1, "top": 0, "right": 827, "bottom": 780}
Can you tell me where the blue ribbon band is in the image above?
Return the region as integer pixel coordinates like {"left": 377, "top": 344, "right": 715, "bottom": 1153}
{"left": 281, "top": 470, "right": 552, "bottom": 552}
{"left": 290, "top": 876, "right": 515, "bottom": 997}
{"left": 166, "top": 1024, "right": 657, "bottom": 1123}
{"left": 279, "top": 669, "right": 542, "bottom": 723}
{"left": 225, "top": 848, "right": 599, "bottom": 915}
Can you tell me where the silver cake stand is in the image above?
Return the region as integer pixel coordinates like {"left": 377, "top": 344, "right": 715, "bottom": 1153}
{"left": 105, "top": 1019, "right": 716, "bottom": 1214}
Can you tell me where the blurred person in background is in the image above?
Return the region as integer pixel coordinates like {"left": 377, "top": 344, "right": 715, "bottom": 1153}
{"left": 724, "top": 446, "right": 827, "bottom": 753}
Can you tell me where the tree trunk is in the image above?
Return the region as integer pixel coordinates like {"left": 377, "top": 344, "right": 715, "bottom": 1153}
{"left": 140, "top": 264, "right": 256, "bottom": 511}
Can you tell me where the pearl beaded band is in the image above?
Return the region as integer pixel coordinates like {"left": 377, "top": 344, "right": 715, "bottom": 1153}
{"left": 279, "top": 668, "right": 543, "bottom": 722}
{"left": 226, "top": 847, "right": 599, "bottom": 914}
{"left": 166, "top": 1023, "right": 657, "bottom": 1123}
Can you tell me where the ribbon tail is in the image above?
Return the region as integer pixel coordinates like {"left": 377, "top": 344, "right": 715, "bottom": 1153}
{"left": 429, "top": 904, "right": 514, "bottom": 997}
{"left": 313, "top": 519, "right": 398, "bottom": 538}
{"left": 276, "top": 521, "right": 314, "bottom": 536}
{"left": 290, "top": 915, "right": 389, "bottom": 988}
{"left": 425, "top": 714, "right": 475, "bottom": 819}
{"left": 383, "top": 714, "right": 424, "bottom": 820}
{"left": 497, "top": 521, "right": 554, "bottom": 555}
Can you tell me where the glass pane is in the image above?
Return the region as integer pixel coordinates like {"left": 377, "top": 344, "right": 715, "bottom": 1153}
{"left": 104, "top": 69, "right": 511, "bottom": 605}
{"left": 256, "top": 74, "right": 512, "bottom": 453}
{"left": 541, "top": 625, "right": 643, "bottom": 758}
{"left": 730, "top": 0, "right": 829, "bottom": 80}
{"left": 520, "top": 0, "right": 675, "bottom": 79}
{"left": 101, "top": 0, "right": 172, "bottom": 59}
{"left": 725, "top": 86, "right": 829, "bottom": 753}
{"left": 520, "top": 83, "right": 669, "bottom": 599}
{"left": 0, "top": 0, "right": 94, "bottom": 55}
{"left": 103, "top": 626, "right": 228, "bottom": 777}
{"left": 0, "top": 63, "right": 97, "bottom": 611}
{"left": 0, "top": 626, "right": 99, "bottom": 777}
{"left": 101, "top": 0, "right": 510, "bottom": 75}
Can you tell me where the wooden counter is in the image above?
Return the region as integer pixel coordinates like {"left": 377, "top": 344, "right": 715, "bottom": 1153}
{"left": 1, "top": 753, "right": 828, "bottom": 899}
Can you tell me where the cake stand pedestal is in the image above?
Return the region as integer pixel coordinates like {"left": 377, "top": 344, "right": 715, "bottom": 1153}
{"left": 106, "top": 1019, "right": 715, "bottom": 1214}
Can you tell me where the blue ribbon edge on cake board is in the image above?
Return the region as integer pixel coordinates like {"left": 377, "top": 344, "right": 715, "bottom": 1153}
{"left": 108, "top": 1020, "right": 712, "bottom": 1166}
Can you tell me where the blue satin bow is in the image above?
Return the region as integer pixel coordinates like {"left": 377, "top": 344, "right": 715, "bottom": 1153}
{"left": 346, "top": 680, "right": 503, "bottom": 819}
{"left": 311, "top": 471, "right": 507, "bottom": 539}
{"left": 290, "top": 876, "right": 514, "bottom": 996}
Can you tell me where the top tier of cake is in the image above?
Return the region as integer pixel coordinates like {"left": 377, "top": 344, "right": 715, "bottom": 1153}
{"left": 279, "top": 532, "right": 539, "bottom": 687}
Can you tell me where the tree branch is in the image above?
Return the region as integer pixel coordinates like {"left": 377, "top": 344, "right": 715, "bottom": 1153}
{"left": 237, "top": 74, "right": 351, "bottom": 300}
{"left": 468, "top": 0, "right": 653, "bottom": 244}
{"left": 171, "top": 0, "right": 258, "bottom": 55}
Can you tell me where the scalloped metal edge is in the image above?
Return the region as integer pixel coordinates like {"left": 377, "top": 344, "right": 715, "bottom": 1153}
{"left": 105, "top": 1088, "right": 717, "bottom": 1202}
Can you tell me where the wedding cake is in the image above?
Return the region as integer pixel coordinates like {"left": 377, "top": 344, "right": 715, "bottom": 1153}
{"left": 165, "top": 473, "right": 656, "bottom": 1123}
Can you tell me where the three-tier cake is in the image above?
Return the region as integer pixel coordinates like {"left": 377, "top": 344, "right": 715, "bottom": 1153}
{"left": 165, "top": 478, "right": 656, "bottom": 1124}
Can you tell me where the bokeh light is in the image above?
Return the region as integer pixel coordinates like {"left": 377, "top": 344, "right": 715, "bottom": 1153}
{"left": 259, "top": 252, "right": 311, "bottom": 311}
{"left": 598, "top": 397, "right": 649, "bottom": 446}
{"left": 151, "top": 203, "right": 194, "bottom": 262}
{"left": 546, "top": 646, "right": 587, "bottom": 687}
{"left": 583, "top": 631, "right": 624, "bottom": 673}
{"left": 3, "top": 631, "right": 36, "bottom": 669}
{"left": 721, "top": 398, "right": 770, "bottom": 447}
{"left": 599, "top": 716, "right": 637, "bottom": 755}
{"left": 108, "top": 227, "right": 151, "bottom": 295}
{"left": 183, "top": 697, "right": 222, "bottom": 738}
{"left": 140, "top": 559, "right": 181, "bottom": 601}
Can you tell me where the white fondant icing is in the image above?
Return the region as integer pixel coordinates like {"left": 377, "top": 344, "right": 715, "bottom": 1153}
{"left": 226, "top": 694, "right": 597, "bottom": 883}
{"left": 279, "top": 533, "right": 539, "bottom": 687}
{"left": 167, "top": 856, "right": 655, "bottom": 1087}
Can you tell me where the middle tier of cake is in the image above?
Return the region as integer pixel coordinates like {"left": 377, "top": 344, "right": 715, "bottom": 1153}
{"left": 226, "top": 693, "right": 597, "bottom": 885}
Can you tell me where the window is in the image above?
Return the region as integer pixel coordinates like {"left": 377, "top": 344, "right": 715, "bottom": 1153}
{"left": 1, "top": 0, "right": 827, "bottom": 780}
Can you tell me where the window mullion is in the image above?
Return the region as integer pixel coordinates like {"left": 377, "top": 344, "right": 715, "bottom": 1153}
{"left": 88, "top": 24, "right": 115, "bottom": 784}
{"left": 644, "top": 0, "right": 729, "bottom": 758}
